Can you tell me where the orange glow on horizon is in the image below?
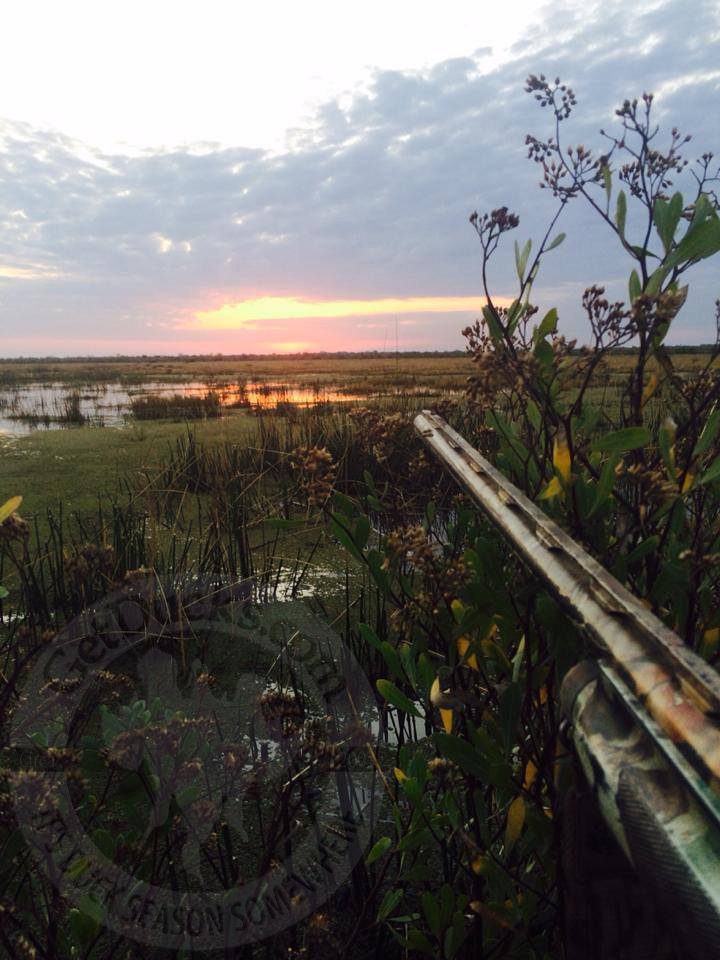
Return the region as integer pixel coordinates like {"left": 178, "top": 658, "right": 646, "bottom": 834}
{"left": 271, "top": 341, "right": 312, "bottom": 352}
{"left": 188, "top": 294, "right": 504, "bottom": 330}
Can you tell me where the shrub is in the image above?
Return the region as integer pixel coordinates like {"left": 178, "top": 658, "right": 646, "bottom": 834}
{"left": 328, "top": 77, "right": 720, "bottom": 957}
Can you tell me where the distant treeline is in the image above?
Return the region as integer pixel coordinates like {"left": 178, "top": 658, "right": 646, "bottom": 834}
{"left": 0, "top": 350, "right": 467, "bottom": 362}
{"left": 0, "top": 345, "right": 716, "bottom": 363}
{"left": 606, "top": 344, "right": 719, "bottom": 354}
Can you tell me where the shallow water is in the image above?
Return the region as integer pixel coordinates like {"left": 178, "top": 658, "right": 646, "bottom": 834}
{"left": 0, "top": 379, "right": 370, "bottom": 437}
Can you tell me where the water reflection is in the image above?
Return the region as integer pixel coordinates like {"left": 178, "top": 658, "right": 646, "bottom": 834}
{"left": 0, "top": 379, "right": 371, "bottom": 436}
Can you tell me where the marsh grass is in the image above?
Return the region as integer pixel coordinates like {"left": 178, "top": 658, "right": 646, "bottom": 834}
{"left": 130, "top": 390, "right": 223, "bottom": 421}
{"left": 2, "top": 389, "right": 89, "bottom": 427}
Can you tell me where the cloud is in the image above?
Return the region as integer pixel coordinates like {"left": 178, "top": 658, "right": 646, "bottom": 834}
{"left": 189, "top": 295, "right": 499, "bottom": 330}
{"left": 0, "top": 0, "right": 718, "bottom": 354}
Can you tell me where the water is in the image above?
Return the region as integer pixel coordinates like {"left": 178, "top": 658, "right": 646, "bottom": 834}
{"left": 0, "top": 379, "right": 370, "bottom": 437}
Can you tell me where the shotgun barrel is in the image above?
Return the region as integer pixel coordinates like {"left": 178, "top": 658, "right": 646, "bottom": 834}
{"left": 414, "top": 409, "right": 720, "bottom": 958}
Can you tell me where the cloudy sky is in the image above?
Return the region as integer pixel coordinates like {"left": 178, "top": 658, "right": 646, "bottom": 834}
{"left": 0, "top": 0, "right": 718, "bottom": 356}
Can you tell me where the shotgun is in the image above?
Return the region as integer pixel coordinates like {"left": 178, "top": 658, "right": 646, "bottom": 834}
{"left": 414, "top": 409, "right": 720, "bottom": 960}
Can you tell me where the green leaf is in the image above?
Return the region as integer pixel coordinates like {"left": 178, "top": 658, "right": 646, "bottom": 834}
{"left": 645, "top": 263, "right": 670, "bottom": 297}
{"left": 92, "top": 828, "right": 116, "bottom": 860}
{"left": 378, "top": 888, "right": 404, "bottom": 921}
{"left": 175, "top": 785, "right": 202, "bottom": 809}
{"left": 359, "top": 622, "right": 382, "bottom": 653}
{"left": 363, "top": 469, "right": 379, "bottom": 495}
{"left": 66, "top": 858, "right": 90, "bottom": 880}
{"left": 690, "top": 193, "right": 715, "bottom": 228}
{"left": 659, "top": 422, "right": 677, "bottom": 480}
{"left": 653, "top": 192, "right": 683, "bottom": 253}
{"left": 439, "top": 884, "right": 455, "bottom": 926}
{"left": 526, "top": 400, "right": 542, "bottom": 430}
{"left": 506, "top": 299, "right": 522, "bottom": 334}
{"left": 615, "top": 190, "right": 627, "bottom": 237}
{"left": 405, "top": 928, "right": 436, "bottom": 956}
{"left": 588, "top": 454, "right": 619, "bottom": 517}
{"left": 499, "top": 682, "right": 521, "bottom": 756}
{"left": 693, "top": 409, "right": 720, "bottom": 458}
{"left": 265, "top": 517, "right": 307, "bottom": 530}
{"left": 354, "top": 515, "right": 371, "bottom": 551}
{"left": 367, "top": 549, "right": 391, "bottom": 596}
{"left": 0, "top": 585, "right": 8, "bottom": 600}
{"left": 601, "top": 163, "right": 612, "bottom": 205}
{"left": 591, "top": 427, "right": 650, "bottom": 454}
{"left": 514, "top": 238, "right": 532, "bottom": 281}
{"left": 69, "top": 896, "right": 104, "bottom": 948}
{"left": 653, "top": 197, "right": 669, "bottom": 251}
{"left": 361, "top": 625, "right": 400, "bottom": 676}
{"left": 82, "top": 746, "right": 107, "bottom": 774}
{"left": 533, "top": 338, "right": 554, "bottom": 367}
{"left": 445, "top": 917, "right": 467, "bottom": 959}
{"left": 697, "top": 456, "right": 720, "bottom": 488}
{"left": 366, "top": 836, "right": 392, "bottom": 865}
{"left": 332, "top": 491, "right": 356, "bottom": 518}
{"left": 666, "top": 214, "right": 720, "bottom": 270}
{"left": 625, "top": 536, "right": 660, "bottom": 567}
{"left": 534, "top": 307, "right": 558, "bottom": 343}
{"left": 69, "top": 907, "right": 101, "bottom": 948}
{"left": 482, "top": 305, "right": 505, "bottom": 343}
{"left": 628, "top": 269, "right": 641, "bottom": 302}
{"left": 546, "top": 232, "right": 566, "bottom": 251}
{"left": 422, "top": 892, "right": 442, "bottom": 937}
{"left": 397, "top": 825, "right": 431, "bottom": 852}
{"left": 79, "top": 895, "right": 104, "bottom": 925}
{"left": 435, "top": 732, "right": 487, "bottom": 780}
{"left": 380, "top": 641, "right": 402, "bottom": 678}
{"left": 331, "top": 514, "right": 363, "bottom": 561}
{"left": 376, "top": 679, "right": 421, "bottom": 718}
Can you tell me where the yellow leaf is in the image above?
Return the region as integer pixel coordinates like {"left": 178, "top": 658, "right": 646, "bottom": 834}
{"left": 505, "top": 796, "right": 525, "bottom": 851}
{"left": 457, "top": 636, "right": 479, "bottom": 671}
{"left": 538, "top": 476, "right": 562, "bottom": 501}
{"left": 451, "top": 598, "right": 466, "bottom": 622}
{"left": 0, "top": 496, "right": 22, "bottom": 523}
{"left": 641, "top": 372, "right": 659, "bottom": 405}
{"left": 481, "top": 637, "right": 512, "bottom": 674}
{"left": 700, "top": 628, "right": 720, "bottom": 661}
{"left": 429, "top": 676, "right": 441, "bottom": 705}
{"left": 553, "top": 433, "right": 571, "bottom": 485}
{"left": 440, "top": 707, "right": 453, "bottom": 734}
{"left": 471, "top": 856, "right": 489, "bottom": 875}
{"left": 394, "top": 767, "right": 407, "bottom": 783}
{"left": 681, "top": 472, "right": 694, "bottom": 494}
{"left": 522, "top": 761, "right": 538, "bottom": 790}
{"left": 469, "top": 901, "right": 513, "bottom": 929}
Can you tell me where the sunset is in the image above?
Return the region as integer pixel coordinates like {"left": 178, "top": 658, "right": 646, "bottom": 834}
{"left": 0, "top": 0, "right": 717, "bottom": 354}
{"left": 187, "top": 295, "right": 502, "bottom": 351}
{"left": 1, "top": 2, "right": 720, "bottom": 958}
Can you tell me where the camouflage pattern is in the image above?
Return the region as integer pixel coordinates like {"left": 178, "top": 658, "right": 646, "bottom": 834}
{"left": 562, "top": 659, "right": 720, "bottom": 959}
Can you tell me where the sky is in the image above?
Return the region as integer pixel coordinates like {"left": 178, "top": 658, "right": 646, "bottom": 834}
{"left": 0, "top": 0, "right": 718, "bottom": 356}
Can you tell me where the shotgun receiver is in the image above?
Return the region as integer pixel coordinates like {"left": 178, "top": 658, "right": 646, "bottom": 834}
{"left": 414, "top": 409, "right": 720, "bottom": 960}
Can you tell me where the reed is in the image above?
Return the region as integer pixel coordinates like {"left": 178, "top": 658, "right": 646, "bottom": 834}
{"left": 129, "top": 390, "right": 223, "bottom": 420}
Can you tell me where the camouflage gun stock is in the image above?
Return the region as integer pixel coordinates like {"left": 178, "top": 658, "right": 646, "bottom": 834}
{"left": 414, "top": 409, "right": 720, "bottom": 960}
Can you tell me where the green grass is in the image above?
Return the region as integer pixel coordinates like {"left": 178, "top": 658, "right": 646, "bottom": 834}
{"left": 129, "top": 390, "right": 222, "bottom": 420}
{"left": 0, "top": 412, "right": 259, "bottom": 521}
{"left": 0, "top": 354, "right": 476, "bottom": 390}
